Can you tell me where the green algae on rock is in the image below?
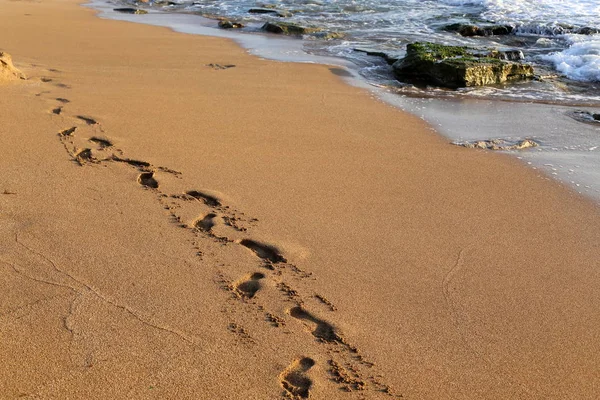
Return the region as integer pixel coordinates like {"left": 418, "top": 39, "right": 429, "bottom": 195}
{"left": 392, "top": 42, "right": 534, "bottom": 88}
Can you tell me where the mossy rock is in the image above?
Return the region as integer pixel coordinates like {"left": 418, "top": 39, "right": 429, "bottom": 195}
{"left": 261, "top": 22, "right": 321, "bottom": 35}
{"left": 392, "top": 42, "right": 534, "bottom": 88}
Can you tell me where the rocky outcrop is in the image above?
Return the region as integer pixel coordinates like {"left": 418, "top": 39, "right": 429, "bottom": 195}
{"left": 0, "top": 52, "right": 26, "bottom": 81}
{"left": 249, "top": 8, "right": 291, "bottom": 18}
{"left": 261, "top": 22, "right": 319, "bottom": 35}
{"left": 392, "top": 42, "right": 534, "bottom": 88}
{"left": 113, "top": 8, "right": 148, "bottom": 14}
{"left": 218, "top": 20, "right": 244, "bottom": 29}
{"left": 444, "top": 23, "right": 514, "bottom": 37}
{"left": 454, "top": 138, "right": 539, "bottom": 151}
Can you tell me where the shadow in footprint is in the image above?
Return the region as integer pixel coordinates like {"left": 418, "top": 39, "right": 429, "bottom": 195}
{"left": 112, "top": 156, "right": 151, "bottom": 169}
{"left": 289, "top": 306, "right": 341, "bottom": 343}
{"left": 207, "top": 63, "right": 236, "bottom": 70}
{"left": 52, "top": 106, "right": 62, "bottom": 115}
{"left": 280, "top": 358, "right": 315, "bottom": 399}
{"left": 89, "top": 137, "right": 113, "bottom": 148}
{"left": 186, "top": 190, "right": 221, "bottom": 207}
{"left": 59, "top": 127, "right": 77, "bottom": 137}
{"left": 56, "top": 98, "right": 70, "bottom": 103}
{"left": 194, "top": 213, "right": 217, "bottom": 232}
{"left": 138, "top": 172, "right": 158, "bottom": 189}
{"left": 239, "top": 239, "right": 286, "bottom": 263}
{"left": 234, "top": 272, "right": 265, "bottom": 298}
{"left": 77, "top": 115, "right": 98, "bottom": 125}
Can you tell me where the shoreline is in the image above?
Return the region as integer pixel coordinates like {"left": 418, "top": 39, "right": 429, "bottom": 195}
{"left": 2, "top": 0, "right": 600, "bottom": 398}
{"left": 91, "top": 1, "right": 600, "bottom": 204}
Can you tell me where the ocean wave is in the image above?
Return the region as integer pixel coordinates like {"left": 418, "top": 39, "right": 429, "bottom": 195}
{"left": 540, "top": 34, "right": 600, "bottom": 82}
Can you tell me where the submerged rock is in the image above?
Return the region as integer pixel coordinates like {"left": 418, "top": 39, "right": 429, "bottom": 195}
{"left": 454, "top": 138, "right": 539, "bottom": 151}
{"left": 218, "top": 19, "right": 244, "bottom": 29}
{"left": 353, "top": 48, "right": 400, "bottom": 65}
{"left": 0, "top": 52, "right": 26, "bottom": 81}
{"left": 444, "top": 23, "right": 514, "bottom": 37}
{"left": 569, "top": 110, "right": 600, "bottom": 124}
{"left": 113, "top": 8, "right": 148, "bottom": 14}
{"left": 249, "top": 8, "right": 291, "bottom": 18}
{"left": 577, "top": 27, "right": 600, "bottom": 35}
{"left": 261, "top": 22, "right": 320, "bottom": 35}
{"left": 392, "top": 42, "right": 534, "bottom": 88}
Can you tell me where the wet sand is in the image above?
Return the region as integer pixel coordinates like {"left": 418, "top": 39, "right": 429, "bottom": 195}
{"left": 1, "top": 1, "right": 600, "bottom": 398}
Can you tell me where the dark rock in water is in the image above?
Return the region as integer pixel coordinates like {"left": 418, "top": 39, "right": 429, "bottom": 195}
{"left": 488, "top": 49, "right": 525, "bottom": 61}
{"left": 249, "top": 8, "right": 290, "bottom": 17}
{"left": 454, "top": 138, "right": 539, "bottom": 151}
{"left": 444, "top": 23, "right": 513, "bottom": 37}
{"left": 353, "top": 48, "right": 400, "bottom": 65}
{"left": 113, "top": 8, "right": 148, "bottom": 14}
{"left": 577, "top": 27, "right": 600, "bottom": 35}
{"left": 392, "top": 42, "right": 534, "bottom": 88}
{"left": 311, "top": 31, "right": 345, "bottom": 40}
{"left": 218, "top": 20, "right": 244, "bottom": 29}
{"left": 569, "top": 110, "right": 600, "bottom": 124}
{"left": 261, "top": 22, "right": 320, "bottom": 35}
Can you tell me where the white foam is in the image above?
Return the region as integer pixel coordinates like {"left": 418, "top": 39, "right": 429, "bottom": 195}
{"left": 540, "top": 34, "right": 600, "bottom": 82}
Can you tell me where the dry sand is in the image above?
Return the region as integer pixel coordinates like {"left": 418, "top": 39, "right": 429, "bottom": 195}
{"left": 1, "top": 1, "right": 600, "bottom": 398}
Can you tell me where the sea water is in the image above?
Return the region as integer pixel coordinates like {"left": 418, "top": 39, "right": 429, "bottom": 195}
{"left": 92, "top": 0, "right": 600, "bottom": 202}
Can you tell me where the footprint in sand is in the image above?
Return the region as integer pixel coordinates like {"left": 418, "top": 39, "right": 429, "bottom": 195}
{"left": 76, "top": 115, "right": 98, "bottom": 125}
{"left": 186, "top": 190, "right": 221, "bottom": 207}
{"left": 138, "top": 172, "right": 159, "bottom": 189}
{"left": 52, "top": 106, "right": 63, "bottom": 115}
{"left": 207, "top": 63, "right": 236, "bottom": 70}
{"left": 56, "top": 98, "right": 70, "bottom": 104}
{"left": 59, "top": 127, "right": 77, "bottom": 137}
{"left": 194, "top": 213, "right": 217, "bottom": 232}
{"left": 288, "top": 306, "right": 341, "bottom": 343}
{"left": 280, "top": 357, "right": 316, "bottom": 399}
{"left": 233, "top": 272, "right": 265, "bottom": 298}
{"left": 89, "top": 136, "right": 113, "bottom": 148}
{"left": 239, "top": 239, "right": 287, "bottom": 264}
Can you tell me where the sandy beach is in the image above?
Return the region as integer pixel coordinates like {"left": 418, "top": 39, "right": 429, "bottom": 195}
{"left": 1, "top": 1, "right": 600, "bottom": 398}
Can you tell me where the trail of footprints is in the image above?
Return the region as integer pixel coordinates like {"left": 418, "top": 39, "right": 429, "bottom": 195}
{"left": 42, "top": 79, "right": 398, "bottom": 398}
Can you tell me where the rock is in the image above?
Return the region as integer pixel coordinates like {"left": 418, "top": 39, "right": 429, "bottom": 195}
{"left": 392, "top": 42, "right": 534, "bottom": 88}
{"left": 577, "top": 27, "right": 600, "bottom": 35}
{"left": 569, "top": 110, "right": 600, "bottom": 124}
{"left": 113, "top": 8, "right": 148, "bottom": 14}
{"left": 444, "top": 23, "right": 513, "bottom": 37}
{"left": 353, "top": 48, "right": 400, "bottom": 65}
{"left": 248, "top": 8, "right": 291, "bottom": 18}
{"left": 0, "top": 52, "right": 26, "bottom": 81}
{"left": 311, "top": 31, "right": 345, "bottom": 40}
{"left": 218, "top": 20, "right": 244, "bottom": 29}
{"left": 261, "top": 22, "right": 320, "bottom": 35}
{"left": 488, "top": 49, "right": 525, "bottom": 61}
{"left": 455, "top": 138, "right": 539, "bottom": 151}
